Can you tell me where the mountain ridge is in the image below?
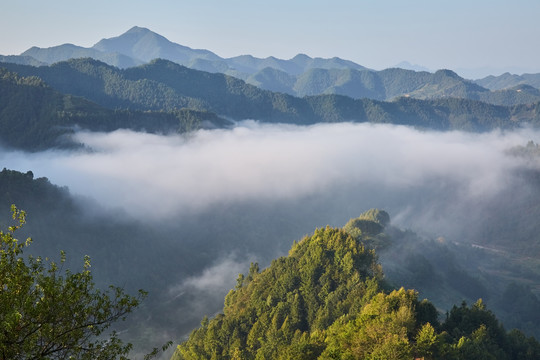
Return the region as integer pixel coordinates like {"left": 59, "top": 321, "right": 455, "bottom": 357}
{"left": 0, "top": 65, "right": 230, "bottom": 150}
{"left": 10, "top": 26, "right": 368, "bottom": 77}
{"left": 172, "top": 210, "right": 540, "bottom": 359}
{"left": 92, "top": 26, "right": 221, "bottom": 65}
{"left": 3, "top": 56, "right": 539, "bottom": 150}
{"left": 4, "top": 26, "right": 540, "bottom": 106}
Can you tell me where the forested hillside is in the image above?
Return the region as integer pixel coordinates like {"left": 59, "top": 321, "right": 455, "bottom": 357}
{"left": 476, "top": 73, "right": 540, "bottom": 91}
{"left": 3, "top": 165, "right": 540, "bottom": 358}
{"left": 173, "top": 217, "right": 540, "bottom": 359}
{"left": 347, "top": 210, "right": 540, "bottom": 339}
{"left": 3, "top": 59, "right": 540, "bottom": 152}
{"left": 247, "top": 67, "right": 540, "bottom": 106}
{"left": 0, "top": 67, "right": 228, "bottom": 150}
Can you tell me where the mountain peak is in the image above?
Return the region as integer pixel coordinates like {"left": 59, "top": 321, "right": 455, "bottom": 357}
{"left": 434, "top": 69, "right": 462, "bottom": 79}
{"left": 125, "top": 26, "right": 152, "bottom": 34}
{"left": 292, "top": 53, "right": 311, "bottom": 61}
{"left": 94, "top": 26, "right": 166, "bottom": 46}
{"left": 92, "top": 26, "right": 172, "bottom": 62}
{"left": 394, "top": 61, "right": 431, "bottom": 72}
{"left": 91, "top": 26, "right": 220, "bottom": 64}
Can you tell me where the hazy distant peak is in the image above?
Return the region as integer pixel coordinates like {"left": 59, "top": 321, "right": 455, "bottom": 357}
{"left": 472, "top": 72, "right": 540, "bottom": 91}
{"left": 433, "top": 69, "right": 462, "bottom": 79}
{"left": 105, "top": 25, "right": 164, "bottom": 39}
{"left": 125, "top": 26, "right": 153, "bottom": 34}
{"left": 92, "top": 26, "right": 220, "bottom": 64}
{"left": 13, "top": 26, "right": 372, "bottom": 78}
{"left": 0, "top": 54, "right": 46, "bottom": 66}
{"left": 291, "top": 53, "right": 311, "bottom": 60}
{"left": 23, "top": 43, "right": 85, "bottom": 53}
{"left": 23, "top": 46, "right": 40, "bottom": 52}
{"left": 233, "top": 54, "right": 256, "bottom": 60}
{"left": 92, "top": 26, "right": 172, "bottom": 53}
{"left": 20, "top": 43, "right": 125, "bottom": 66}
{"left": 394, "top": 61, "right": 431, "bottom": 72}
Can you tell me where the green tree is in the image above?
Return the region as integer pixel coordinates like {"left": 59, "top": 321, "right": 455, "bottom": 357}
{"left": 415, "top": 322, "right": 439, "bottom": 359}
{"left": 321, "top": 288, "right": 416, "bottom": 360}
{"left": 0, "top": 205, "right": 147, "bottom": 360}
{"left": 172, "top": 218, "right": 540, "bottom": 360}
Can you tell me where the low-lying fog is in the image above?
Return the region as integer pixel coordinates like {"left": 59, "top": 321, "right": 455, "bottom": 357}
{"left": 2, "top": 121, "right": 540, "bottom": 357}
{"left": 2, "top": 121, "right": 537, "bottom": 233}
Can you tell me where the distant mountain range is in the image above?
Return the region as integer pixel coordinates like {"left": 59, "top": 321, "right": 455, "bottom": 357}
{"left": 4, "top": 26, "right": 540, "bottom": 106}
{"left": 0, "top": 64, "right": 230, "bottom": 150}
{"left": 3, "top": 27, "right": 540, "bottom": 151}
{"left": 476, "top": 72, "right": 540, "bottom": 91}
{"left": 245, "top": 67, "right": 540, "bottom": 106}
{"left": 2, "top": 58, "right": 540, "bottom": 151}
{"left": 13, "top": 26, "right": 367, "bottom": 78}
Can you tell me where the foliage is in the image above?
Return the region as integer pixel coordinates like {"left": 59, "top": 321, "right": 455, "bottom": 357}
{"left": 0, "top": 168, "right": 69, "bottom": 216}
{"left": 506, "top": 140, "right": 540, "bottom": 159}
{"left": 0, "top": 67, "right": 228, "bottom": 150}
{"left": 3, "top": 59, "right": 540, "bottom": 147}
{"left": 171, "top": 222, "right": 540, "bottom": 360}
{"left": 321, "top": 288, "right": 419, "bottom": 360}
{"left": 0, "top": 205, "right": 145, "bottom": 360}
{"left": 173, "top": 226, "right": 384, "bottom": 359}
{"left": 476, "top": 73, "right": 540, "bottom": 92}
{"left": 342, "top": 209, "right": 390, "bottom": 250}
{"left": 174, "top": 108, "right": 232, "bottom": 133}
{"left": 374, "top": 215, "right": 540, "bottom": 339}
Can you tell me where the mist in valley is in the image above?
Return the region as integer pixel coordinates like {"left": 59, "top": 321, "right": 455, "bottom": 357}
{"left": 2, "top": 121, "right": 540, "bottom": 357}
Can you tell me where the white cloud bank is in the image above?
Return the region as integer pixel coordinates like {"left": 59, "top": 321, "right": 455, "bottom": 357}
{"left": 0, "top": 121, "right": 537, "bottom": 223}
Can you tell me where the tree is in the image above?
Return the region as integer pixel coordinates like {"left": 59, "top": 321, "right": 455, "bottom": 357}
{"left": 0, "top": 205, "right": 145, "bottom": 360}
{"left": 415, "top": 322, "right": 439, "bottom": 359}
{"left": 321, "top": 288, "right": 416, "bottom": 360}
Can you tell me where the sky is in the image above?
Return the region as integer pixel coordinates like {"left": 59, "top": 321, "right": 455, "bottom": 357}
{"left": 1, "top": 1, "right": 540, "bottom": 77}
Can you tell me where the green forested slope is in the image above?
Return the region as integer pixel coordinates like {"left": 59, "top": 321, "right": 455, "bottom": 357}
{"left": 3, "top": 166, "right": 540, "bottom": 358}
{"left": 0, "top": 67, "right": 228, "bottom": 150}
{"left": 353, "top": 211, "right": 540, "bottom": 340}
{"left": 476, "top": 73, "right": 540, "bottom": 91}
{"left": 0, "top": 59, "right": 309, "bottom": 122}
{"left": 0, "top": 66, "right": 125, "bottom": 149}
{"left": 477, "top": 84, "right": 540, "bottom": 106}
{"left": 21, "top": 43, "right": 142, "bottom": 68}
{"left": 173, "top": 214, "right": 540, "bottom": 360}
{"left": 4, "top": 59, "right": 540, "bottom": 151}
{"left": 246, "top": 66, "right": 540, "bottom": 106}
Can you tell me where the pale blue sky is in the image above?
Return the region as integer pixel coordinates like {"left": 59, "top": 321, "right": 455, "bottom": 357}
{"left": 1, "top": 0, "right": 539, "bottom": 77}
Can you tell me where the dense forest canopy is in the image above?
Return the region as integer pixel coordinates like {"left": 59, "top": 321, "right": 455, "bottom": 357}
{"left": 2, "top": 156, "right": 540, "bottom": 358}
{"left": 2, "top": 59, "right": 540, "bottom": 152}
{"left": 173, "top": 217, "right": 540, "bottom": 359}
